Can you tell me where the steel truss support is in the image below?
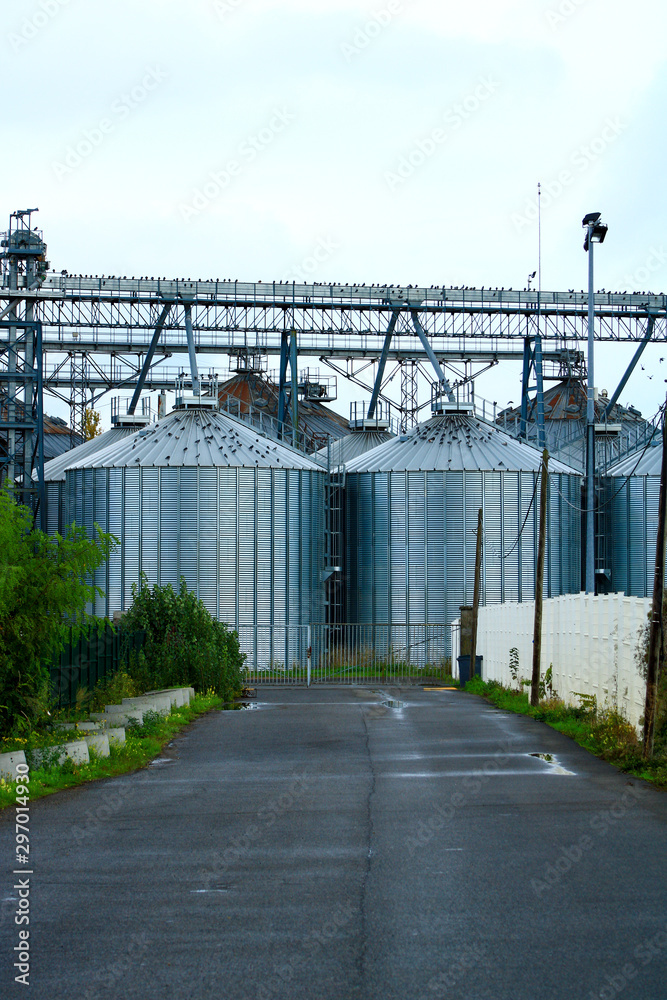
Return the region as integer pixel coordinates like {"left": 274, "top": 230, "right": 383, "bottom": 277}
{"left": 603, "top": 313, "right": 657, "bottom": 418}
{"left": 290, "top": 329, "right": 299, "bottom": 445}
{"left": 410, "top": 310, "right": 454, "bottom": 400}
{"left": 128, "top": 302, "right": 173, "bottom": 415}
{"left": 277, "top": 328, "right": 289, "bottom": 434}
{"left": 184, "top": 306, "right": 200, "bottom": 392}
{"left": 519, "top": 335, "right": 546, "bottom": 448}
{"left": 400, "top": 360, "right": 419, "bottom": 432}
{"left": 277, "top": 328, "right": 298, "bottom": 442}
{"left": 368, "top": 310, "right": 399, "bottom": 419}
{"left": 0, "top": 319, "right": 44, "bottom": 525}
{"left": 69, "top": 351, "right": 90, "bottom": 446}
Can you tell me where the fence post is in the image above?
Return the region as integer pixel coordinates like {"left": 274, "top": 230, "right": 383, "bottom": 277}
{"left": 307, "top": 625, "right": 312, "bottom": 688}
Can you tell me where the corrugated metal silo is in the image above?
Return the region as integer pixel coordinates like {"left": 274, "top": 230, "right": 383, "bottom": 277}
{"left": 606, "top": 442, "right": 661, "bottom": 596}
{"left": 316, "top": 407, "right": 394, "bottom": 469}
{"left": 344, "top": 403, "right": 582, "bottom": 653}
{"left": 65, "top": 402, "right": 326, "bottom": 668}
{"left": 40, "top": 426, "right": 135, "bottom": 534}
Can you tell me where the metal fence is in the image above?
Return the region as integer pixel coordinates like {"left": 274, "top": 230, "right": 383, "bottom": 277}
{"left": 241, "top": 624, "right": 452, "bottom": 685}
{"left": 49, "top": 623, "right": 145, "bottom": 708}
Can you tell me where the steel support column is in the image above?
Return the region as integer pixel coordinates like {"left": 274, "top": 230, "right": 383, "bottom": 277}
{"left": 277, "top": 328, "right": 289, "bottom": 435}
{"left": 534, "top": 333, "right": 545, "bottom": 450}
{"left": 411, "top": 310, "right": 453, "bottom": 398}
{"left": 127, "top": 302, "right": 173, "bottom": 415}
{"left": 367, "top": 310, "right": 399, "bottom": 419}
{"left": 290, "top": 329, "right": 299, "bottom": 446}
{"left": 184, "top": 305, "right": 200, "bottom": 393}
{"left": 520, "top": 337, "right": 532, "bottom": 440}
{"left": 603, "top": 313, "right": 657, "bottom": 418}
{"left": 34, "top": 321, "right": 45, "bottom": 530}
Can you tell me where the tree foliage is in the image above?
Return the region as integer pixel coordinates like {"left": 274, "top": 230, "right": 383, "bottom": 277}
{"left": 0, "top": 488, "right": 115, "bottom": 734}
{"left": 121, "top": 576, "right": 244, "bottom": 701}
{"left": 81, "top": 408, "right": 102, "bottom": 441}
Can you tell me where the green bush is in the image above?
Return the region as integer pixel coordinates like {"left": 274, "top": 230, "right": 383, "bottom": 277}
{"left": 0, "top": 488, "right": 115, "bottom": 736}
{"left": 120, "top": 575, "right": 244, "bottom": 701}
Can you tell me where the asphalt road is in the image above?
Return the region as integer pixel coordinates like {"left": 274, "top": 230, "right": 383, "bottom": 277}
{"left": 2, "top": 686, "right": 667, "bottom": 1000}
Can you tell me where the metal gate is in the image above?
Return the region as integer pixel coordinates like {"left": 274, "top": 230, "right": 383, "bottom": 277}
{"left": 242, "top": 624, "right": 452, "bottom": 685}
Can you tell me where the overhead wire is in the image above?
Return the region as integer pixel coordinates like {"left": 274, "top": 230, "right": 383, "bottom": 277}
{"left": 551, "top": 401, "right": 664, "bottom": 515}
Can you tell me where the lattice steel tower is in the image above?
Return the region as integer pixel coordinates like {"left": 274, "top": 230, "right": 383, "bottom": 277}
{"left": 0, "top": 209, "right": 47, "bottom": 518}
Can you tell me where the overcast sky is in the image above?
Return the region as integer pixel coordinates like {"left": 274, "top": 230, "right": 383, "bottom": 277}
{"left": 3, "top": 0, "right": 667, "bottom": 428}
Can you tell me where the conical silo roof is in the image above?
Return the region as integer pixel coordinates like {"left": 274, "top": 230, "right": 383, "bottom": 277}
{"left": 344, "top": 413, "right": 579, "bottom": 474}
{"left": 607, "top": 441, "right": 662, "bottom": 477}
{"left": 66, "top": 407, "right": 321, "bottom": 471}
{"left": 37, "top": 426, "right": 135, "bottom": 483}
{"left": 316, "top": 429, "right": 394, "bottom": 467}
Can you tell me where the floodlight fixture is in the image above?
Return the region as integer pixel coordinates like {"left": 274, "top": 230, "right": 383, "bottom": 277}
{"left": 582, "top": 212, "right": 601, "bottom": 226}
{"left": 583, "top": 212, "right": 608, "bottom": 250}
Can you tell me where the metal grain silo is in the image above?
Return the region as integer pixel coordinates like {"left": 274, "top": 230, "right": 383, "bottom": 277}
{"left": 65, "top": 398, "right": 326, "bottom": 669}
{"left": 606, "top": 442, "right": 661, "bottom": 596}
{"left": 316, "top": 404, "right": 394, "bottom": 469}
{"left": 344, "top": 402, "right": 581, "bottom": 654}
{"left": 39, "top": 400, "right": 153, "bottom": 534}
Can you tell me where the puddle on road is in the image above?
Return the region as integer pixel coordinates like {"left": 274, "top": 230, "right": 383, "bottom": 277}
{"left": 190, "top": 886, "right": 233, "bottom": 894}
{"left": 529, "top": 752, "right": 575, "bottom": 775}
{"left": 381, "top": 699, "right": 405, "bottom": 709}
{"left": 149, "top": 758, "right": 176, "bottom": 767}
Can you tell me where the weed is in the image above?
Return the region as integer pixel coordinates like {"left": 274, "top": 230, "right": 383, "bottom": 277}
{"left": 0, "top": 692, "right": 224, "bottom": 809}
{"left": 463, "top": 678, "right": 667, "bottom": 789}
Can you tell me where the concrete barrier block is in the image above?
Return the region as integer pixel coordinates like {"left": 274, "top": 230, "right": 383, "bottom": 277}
{"left": 106, "top": 727, "right": 126, "bottom": 746}
{"left": 122, "top": 694, "right": 172, "bottom": 715}
{"left": 93, "top": 707, "right": 144, "bottom": 727}
{"left": 0, "top": 751, "right": 27, "bottom": 781}
{"left": 63, "top": 740, "right": 90, "bottom": 765}
{"left": 56, "top": 722, "right": 102, "bottom": 732}
{"left": 147, "top": 687, "right": 187, "bottom": 708}
{"left": 32, "top": 740, "right": 90, "bottom": 769}
{"left": 84, "top": 733, "right": 110, "bottom": 758}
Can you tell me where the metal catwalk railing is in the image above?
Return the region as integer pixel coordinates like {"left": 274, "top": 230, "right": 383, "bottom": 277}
{"left": 241, "top": 624, "right": 453, "bottom": 685}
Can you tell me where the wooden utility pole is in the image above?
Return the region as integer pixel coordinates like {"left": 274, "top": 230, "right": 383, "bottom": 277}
{"left": 468, "top": 509, "right": 483, "bottom": 684}
{"left": 643, "top": 398, "right": 667, "bottom": 757}
{"left": 531, "top": 450, "right": 549, "bottom": 707}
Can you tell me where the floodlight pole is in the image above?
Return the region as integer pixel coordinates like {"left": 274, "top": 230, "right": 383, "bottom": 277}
{"left": 586, "top": 229, "right": 596, "bottom": 594}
